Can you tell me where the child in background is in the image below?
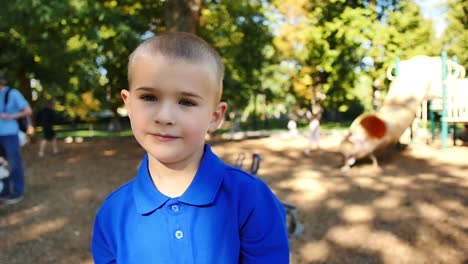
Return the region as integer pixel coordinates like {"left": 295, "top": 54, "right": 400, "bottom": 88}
{"left": 305, "top": 113, "right": 321, "bottom": 155}
{"left": 37, "top": 100, "right": 58, "bottom": 157}
{"left": 287, "top": 118, "right": 298, "bottom": 137}
{"left": 91, "top": 32, "right": 289, "bottom": 264}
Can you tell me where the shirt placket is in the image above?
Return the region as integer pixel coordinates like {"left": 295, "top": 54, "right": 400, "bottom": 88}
{"left": 167, "top": 199, "right": 194, "bottom": 263}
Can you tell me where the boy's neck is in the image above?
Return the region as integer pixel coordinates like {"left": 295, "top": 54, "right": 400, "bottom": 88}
{"left": 147, "top": 150, "right": 203, "bottom": 198}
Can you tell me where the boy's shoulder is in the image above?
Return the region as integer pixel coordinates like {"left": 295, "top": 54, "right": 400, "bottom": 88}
{"left": 222, "top": 164, "right": 273, "bottom": 195}
{"left": 107, "top": 180, "right": 134, "bottom": 198}
{"left": 224, "top": 164, "right": 256, "bottom": 180}
{"left": 98, "top": 179, "right": 135, "bottom": 212}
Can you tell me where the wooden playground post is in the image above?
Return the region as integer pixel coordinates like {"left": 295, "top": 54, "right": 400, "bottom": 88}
{"left": 441, "top": 51, "right": 448, "bottom": 149}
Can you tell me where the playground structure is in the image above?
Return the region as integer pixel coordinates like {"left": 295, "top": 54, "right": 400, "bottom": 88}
{"left": 233, "top": 152, "right": 304, "bottom": 237}
{"left": 340, "top": 54, "right": 467, "bottom": 169}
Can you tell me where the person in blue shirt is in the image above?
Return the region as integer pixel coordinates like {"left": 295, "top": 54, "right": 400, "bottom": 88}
{"left": 91, "top": 32, "right": 290, "bottom": 263}
{"left": 0, "top": 74, "right": 32, "bottom": 205}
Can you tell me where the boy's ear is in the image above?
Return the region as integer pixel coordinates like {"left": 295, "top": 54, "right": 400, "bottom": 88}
{"left": 208, "top": 102, "right": 227, "bottom": 133}
{"left": 121, "top": 89, "right": 131, "bottom": 114}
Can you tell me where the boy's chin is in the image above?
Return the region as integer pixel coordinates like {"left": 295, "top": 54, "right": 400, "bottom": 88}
{"left": 147, "top": 150, "right": 187, "bottom": 165}
{"left": 146, "top": 146, "right": 204, "bottom": 167}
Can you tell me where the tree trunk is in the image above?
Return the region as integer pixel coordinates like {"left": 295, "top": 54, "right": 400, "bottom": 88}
{"left": 164, "top": 0, "right": 203, "bottom": 34}
{"left": 252, "top": 93, "right": 258, "bottom": 130}
{"left": 16, "top": 68, "right": 33, "bottom": 106}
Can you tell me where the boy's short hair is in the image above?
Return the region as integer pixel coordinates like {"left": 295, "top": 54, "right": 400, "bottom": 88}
{"left": 128, "top": 32, "right": 225, "bottom": 100}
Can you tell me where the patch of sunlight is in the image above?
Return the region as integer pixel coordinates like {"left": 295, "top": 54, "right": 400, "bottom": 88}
{"left": 351, "top": 177, "right": 390, "bottom": 191}
{"left": 416, "top": 173, "right": 438, "bottom": 181}
{"left": 439, "top": 177, "right": 459, "bottom": 184}
{"left": 280, "top": 174, "right": 327, "bottom": 206}
{"left": 55, "top": 171, "right": 70, "bottom": 178}
{"left": 295, "top": 169, "right": 323, "bottom": 179}
{"left": 447, "top": 168, "right": 468, "bottom": 180}
{"left": 0, "top": 204, "right": 47, "bottom": 227}
{"left": 327, "top": 224, "right": 426, "bottom": 263}
{"left": 461, "top": 181, "right": 468, "bottom": 188}
{"left": 370, "top": 183, "right": 388, "bottom": 191}
{"left": 379, "top": 207, "right": 414, "bottom": 221}
{"left": 0, "top": 218, "right": 68, "bottom": 246}
{"left": 278, "top": 171, "right": 325, "bottom": 191}
{"left": 328, "top": 181, "right": 351, "bottom": 193}
{"left": 439, "top": 199, "right": 465, "bottom": 212}
{"left": 436, "top": 148, "right": 468, "bottom": 166}
{"left": 300, "top": 240, "right": 329, "bottom": 262}
{"left": 416, "top": 202, "right": 448, "bottom": 221}
{"left": 103, "top": 149, "right": 116, "bottom": 156}
{"left": 416, "top": 223, "right": 466, "bottom": 263}
{"left": 373, "top": 190, "right": 405, "bottom": 209}
{"left": 389, "top": 177, "right": 413, "bottom": 187}
{"left": 352, "top": 176, "right": 375, "bottom": 187}
{"left": 326, "top": 198, "right": 345, "bottom": 209}
{"left": 72, "top": 187, "right": 96, "bottom": 203}
{"left": 268, "top": 136, "right": 308, "bottom": 151}
{"left": 341, "top": 204, "right": 375, "bottom": 223}
{"left": 66, "top": 156, "right": 82, "bottom": 164}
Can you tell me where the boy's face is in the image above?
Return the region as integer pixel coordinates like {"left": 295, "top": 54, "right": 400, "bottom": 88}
{"left": 122, "top": 54, "right": 226, "bottom": 166}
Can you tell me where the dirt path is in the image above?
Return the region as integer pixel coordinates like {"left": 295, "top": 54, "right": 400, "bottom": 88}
{"left": 1, "top": 133, "right": 467, "bottom": 263}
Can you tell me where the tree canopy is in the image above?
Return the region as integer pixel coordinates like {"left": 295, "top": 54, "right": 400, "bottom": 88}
{"left": 0, "top": 0, "right": 461, "bottom": 124}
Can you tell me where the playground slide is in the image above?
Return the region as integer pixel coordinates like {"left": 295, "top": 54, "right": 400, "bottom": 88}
{"left": 340, "top": 56, "right": 464, "bottom": 168}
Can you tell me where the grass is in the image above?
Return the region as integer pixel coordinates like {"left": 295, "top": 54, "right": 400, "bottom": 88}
{"left": 34, "top": 123, "right": 134, "bottom": 139}
{"left": 33, "top": 120, "right": 353, "bottom": 140}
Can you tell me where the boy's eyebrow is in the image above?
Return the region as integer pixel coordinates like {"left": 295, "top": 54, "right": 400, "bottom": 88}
{"left": 179, "top": 91, "right": 203, "bottom": 99}
{"left": 134, "top": 86, "right": 156, "bottom": 92}
{"left": 133, "top": 86, "right": 203, "bottom": 99}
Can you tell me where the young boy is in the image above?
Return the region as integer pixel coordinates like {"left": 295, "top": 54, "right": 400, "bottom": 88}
{"left": 92, "top": 32, "right": 289, "bottom": 263}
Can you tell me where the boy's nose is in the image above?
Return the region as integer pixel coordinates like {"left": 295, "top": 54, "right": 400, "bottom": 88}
{"left": 154, "top": 102, "right": 174, "bottom": 125}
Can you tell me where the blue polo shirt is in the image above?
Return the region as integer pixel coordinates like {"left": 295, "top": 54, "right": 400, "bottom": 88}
{"left": 0, "top": 87, "right": 29, "bottom": 136}
{"left": 92, "top": 144, "right": 289, "bottom": 264}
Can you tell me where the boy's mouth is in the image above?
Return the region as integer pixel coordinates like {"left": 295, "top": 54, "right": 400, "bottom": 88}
{"left": 151, "top": 133, "right": 179, "bottom": 142}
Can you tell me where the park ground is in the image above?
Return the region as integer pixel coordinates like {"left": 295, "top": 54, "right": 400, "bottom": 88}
{"left": 0, "top": 131, "right": 467, "bottom": 264}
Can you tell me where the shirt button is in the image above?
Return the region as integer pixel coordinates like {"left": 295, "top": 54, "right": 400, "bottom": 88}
{"left": 175, "top": 230, "right": 184, "bottom": 240}
{"left": 171, "top": 204, "right": 180, "bottom": 212}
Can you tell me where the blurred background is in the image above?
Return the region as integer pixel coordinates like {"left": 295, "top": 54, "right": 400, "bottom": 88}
{"left": 0, "top": 0, "right": 465, "bottom": 135}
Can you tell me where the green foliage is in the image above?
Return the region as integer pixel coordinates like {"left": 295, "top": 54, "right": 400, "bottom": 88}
{"left": 0, "top": 0, "right": 447, "bottom": 126}
{"left": 199, "top": 0, "right": 274, "bottom": 115}
{"left": 268, "top": 0, "right": 437, "bottom": 121}
{"left": 441, "top": 0, "right": 468, "bottom": 68}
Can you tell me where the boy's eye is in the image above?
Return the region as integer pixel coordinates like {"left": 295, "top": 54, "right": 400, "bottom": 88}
{"left": 179, "top": 99, "right": 196, "bottom": 106}
{"left": 140, "top": 95, "right": 156, "bottom": 101}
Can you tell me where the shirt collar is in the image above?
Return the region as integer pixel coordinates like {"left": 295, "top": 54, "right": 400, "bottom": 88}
{"left": 133, "top": 155, "right": 170, "bottom": 215}
{"left": 178, "top": 144, "right": 225, "bottom": 206}
{"left": 133, "top": 144, "right": 225, "bottom": 215}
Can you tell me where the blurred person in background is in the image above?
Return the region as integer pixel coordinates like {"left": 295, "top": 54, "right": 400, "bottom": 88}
{"left": 0, "top": 73, "right": 32, "bottom": 205}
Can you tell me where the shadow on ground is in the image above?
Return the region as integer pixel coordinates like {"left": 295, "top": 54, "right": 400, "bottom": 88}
{"left": 0, "top": 134, "right": 467, "bottom": 264}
